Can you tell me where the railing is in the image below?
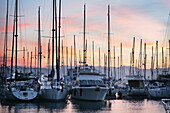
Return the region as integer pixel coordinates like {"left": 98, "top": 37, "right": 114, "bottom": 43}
{"left": 162, "top": 99, "right": 170, "bottom": 113}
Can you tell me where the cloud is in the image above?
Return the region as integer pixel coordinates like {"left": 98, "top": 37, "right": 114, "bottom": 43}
{"left": 0, "top": 23, "right": 31, "bottom": 33}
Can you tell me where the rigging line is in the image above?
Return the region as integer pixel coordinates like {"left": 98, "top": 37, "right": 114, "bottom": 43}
{"left": 18, "top": 0, "right": 23, "bottom": 50}
{"left": 43, "top": 1, "right": 52, "bottom": 35}
{"left": 20, "top": 0, "right": 26, "bottom": 47}
{"left": 163, "top": 13, "right": 170, "bottom": 47}
{"left": 9, "top": 0, "right": 14, "bottom": 20}
{"left": 42, "top": 0, "right": 46, "bottom": 31}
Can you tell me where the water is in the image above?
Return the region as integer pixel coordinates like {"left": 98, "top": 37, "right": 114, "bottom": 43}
{"left": 0, "top": 98, "right": 165, "bottom": 113}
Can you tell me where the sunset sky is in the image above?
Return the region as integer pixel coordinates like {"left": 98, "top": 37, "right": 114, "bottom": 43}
{"left": 0, "top": 0, "right": 170, "bottom": 69}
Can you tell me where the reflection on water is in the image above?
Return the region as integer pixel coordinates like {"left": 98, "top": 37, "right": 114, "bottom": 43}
{"left": 0, "top": 98, "right": 165, "bottom": 113}
{"left": 71, "top": 99, "right": 107, "bottom": 112}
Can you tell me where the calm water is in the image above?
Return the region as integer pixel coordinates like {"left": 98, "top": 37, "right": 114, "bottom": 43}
{"left": 0, "top": 98, "right": 165, "bottom": 113}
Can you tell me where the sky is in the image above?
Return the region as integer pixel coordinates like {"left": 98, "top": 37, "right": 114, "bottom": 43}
{"left": 0, "top": 0, "right": 170, "bottom": 69}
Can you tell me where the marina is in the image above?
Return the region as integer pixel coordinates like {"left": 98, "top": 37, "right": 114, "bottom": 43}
{"left": 0, "top": 0, "right": 170, "bottom": 112}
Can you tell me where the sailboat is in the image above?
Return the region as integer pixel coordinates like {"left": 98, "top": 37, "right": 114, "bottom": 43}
{"left": 71, "top": 4, "right": 108, "bottom": 101}
{"left": 148, "top": 40, "right": 170, "bottom": 99}
{"left": 4, "top": 0, "right": 39, "bottom": 101}
{"left": 39, "top": 0, "right": 68, "bottom": 101}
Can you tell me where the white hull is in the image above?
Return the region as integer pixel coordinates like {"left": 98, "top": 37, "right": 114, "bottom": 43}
{"left": 39, "top": 85, "right": 68, "bottom": 101}
{"left": 5, "top": 90, "right": 38, "bottom": 101}
{"left": 127, "top": 88, "right": 148, "bottom": 96}
{"left": 148, "top": 87, "right": 170, "bottom": 98}
{"left": 71, "top": 86, "right": 108, "bottom": 101}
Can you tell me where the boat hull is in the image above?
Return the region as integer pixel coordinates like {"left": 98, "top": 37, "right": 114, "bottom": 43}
{"left": 148, "top": 87, "right": 170, "bottom": 99}
{"left": 71, "top": 86, "right": 108, "bottom": 101}
{"left": 39, "top": 86, "right": 68, "bottom": 101}
{"left": 127, "top": 88, "right": 148, "bottom": 96}
{"left": 5, "top": 90, "right": 38, "bottom": 101}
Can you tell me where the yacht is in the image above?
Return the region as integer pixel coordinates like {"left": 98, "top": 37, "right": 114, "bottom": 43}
{"left": 71, "top": 69, "right": 108, "bottom": 101}
{"left": 122, "top": 75, "right": 148, "bottom": 97}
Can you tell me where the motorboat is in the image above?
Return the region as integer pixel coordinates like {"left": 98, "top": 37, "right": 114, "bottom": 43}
{"left": 71, "top": 71, "right": 108, "bottom": 101}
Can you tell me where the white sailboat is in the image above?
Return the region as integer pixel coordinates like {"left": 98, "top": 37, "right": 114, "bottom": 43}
{"left": 5, "top": 76, "right": 39, "bottom": 101}
{"left": 39, "top": 0, "right": 68, "bottom": 101}
{"left": 4, "top": 0, "right": 39, "bottom": 101}
{"left": 148, "top": 81, "right": 170, "bottom": 99}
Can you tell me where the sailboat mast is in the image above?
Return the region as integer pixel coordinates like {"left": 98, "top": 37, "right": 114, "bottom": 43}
{"left": 11, "top": 9, "right": 16, "bottom": 77}
{"left": 144, "top": 43, "right": 146, "bottom": 80}
{"left": 55, "top": 0, "right": 58, "bottom": 78}
{"left": 3, "top": 0, "right": 9, "bottom": 75}
{"left": 47, "top": 40, "right": 50, "bottom": 75}
{"left": 74, "top": 35, "right": 77, "bottom": 67}
{"left": 15, "top": 0, "right": 18, "bottom": 76}
{"left": 30, "top": 51, "right": 32, "bottom": 73}
{"left": 169, "top": 40, "right": 170, "bottom": 74}
{"left": 79, "top": 50, "right": 81, "bottom": 64}
{"left": 57, "top": 0, "right": 61, "bottom": 82}
{"left": 114, "top": 46, "right": 116, "bottom": 80}
{"left": 38, "top": 7, "right": 42, "bottom": 77}
{"left": 132, "top": 37, "right": 135, "bottom": 75}
{"left": 120, "top": 43, "right": 122, "bottom": 79}
{"left": 156, "top": 41, "right": 159, "bottom": 76}
{"left": 139, "top": 39, "right": 142, "bottom": 76}
{"left": 66, "top": 47, "right": 68, "bottom": 71}
{"left": 104, "top": 54, "right": 107, "bottom": 75}
{"left": 27, "top": 52, "right": 29, "bottom": 73}
{"left": 83, "top": 4, "right": 86, "bottom": 70}
{"left": 35, "top": 47, "right": 36, "bottom": 75}
{"left": 107, "top": 5, "right": 111, "bottom": 78}
{"left": 162, "top": 47, "right": 164, "bottom": 75}
{"left": 61, "top": 40, "right": 64, "bottom": 75}
{"left": 151, "top": 46, "right": 154, "bottom": 80}
{"left": 23, "top": 47, "right": 25, "bottom": 74}
{"left": 118, "top": 56, "right": 119, "bottom": 79}
{"left": 92, "top": 41, "right": 94, "bottom": 72}
{"left": 99, "top": 48, "right": 101, "bottom": 73}
{"left": 71, "top": 46, "right": 72, "bottom": 69}
{"left": 51, "top": 0, "right": 56, "bottom": 80}
{"left": 129, "top": 52, "right": 132, "bottom": 75}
